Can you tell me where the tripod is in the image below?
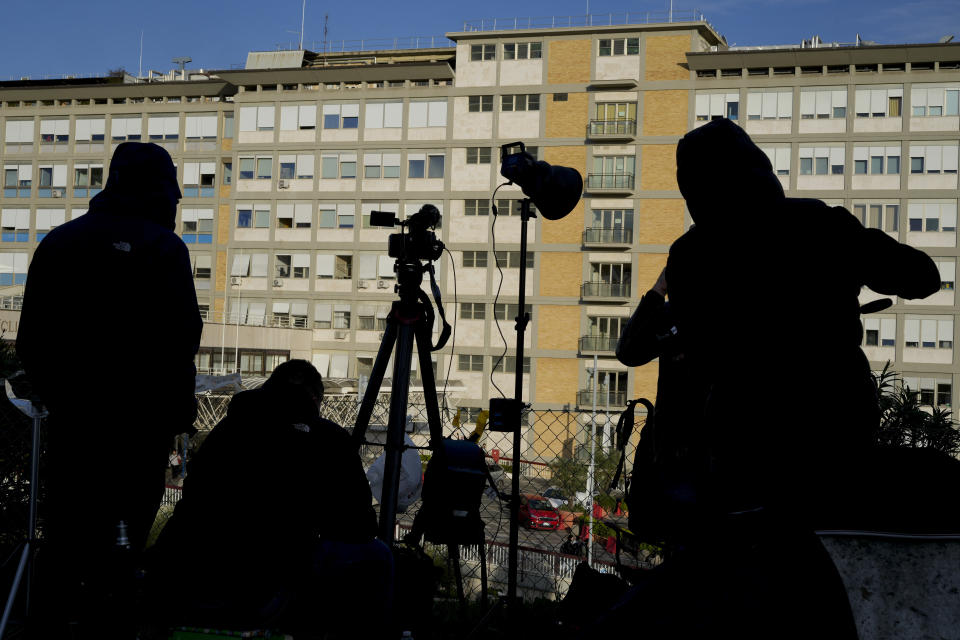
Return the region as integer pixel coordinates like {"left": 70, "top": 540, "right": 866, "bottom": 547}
{"left": 0, "top": 385, "right": 46, "bottom": 639}
{"left": 352, "top": 259, "right": 446, "bottom": 546}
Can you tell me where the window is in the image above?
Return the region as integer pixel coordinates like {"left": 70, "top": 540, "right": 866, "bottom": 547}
{"left": 911, "top": 85, "right": 960, "bottom": 117}
{"left": 462, "top": 251, "right": 488, "bottom": 268}
{"left": 492, "top": 356, "right": 530, "bottom": 374}
{"left": 362, "top": 153, "right": 401, "bottom": 179}
{"left": 181, "top": 208, "right": 214, "bottom": 244}
{"left": 598, "top": 37, "right": 639, "bottom": 56}
{"left": 494, "top": 199, "right": 536, "bottom": 217}
{"left": 408, "top": 153, "right": 444, "bottom": 179}
{"left": 147, "top": 115, "right": 180, "bottom": 140}
{"left": 759, "top": 146, "right": 791, "bottom": 176}
{"left": 854, "top": 202, "right": 900, "bottom": 232}
{"left": 494, "top": 251, "right": 533, "bottom": 269}
{"left": 460, "top": 302, "right": 485, "bottom": 319}
{"left": 4, "top": 120, "right": 34, "bottom": 152}
{"left": 275, "top": 254, "right": 310, "bottom": 278}
{"left": 327, "top": 203, "right": 354, "bottom": 228}
{"left": 238, "top": 105, "right": 276, "bottom": 131}
{"left": 853, "top": 145, "right": 900, "bottom": 175}
{"left": 0, "top": 210, "right": 29, "bottom": 242}
{"left": 37, "top": 164, "right": 67, "bottom": 197}
{"left": 278, "top": 153, "right": 315, "bottom": 180}
{"left": 902, "top": 376, "right": 952, "bottom": 408}
{"left": 276, "top": 203, "right": 312, "bottom": 229}
{"left": 271, "top": 301, "right": 309, "bottom": 328}
{"left": 465, "top": 147, "right": 491, "bottom": 164}
{"left": 588, "top": 155, "right": 636, "bottom": 189}
{"left": 74, "top": 118, "right": 105, "bottom": 151}
{"left": 470, "top": 44, "right": 495, "bottom": 61}
{"left": 317, "top": 205, "right": 336, "bottom": 229}
{"left": 907, "top": 201, "right": 956, "bottom": 233}
{"left": 191, "top": 254, "right": 212, "bottom": 286}
{"left": 798, "top": 146, "right": 844, "bottom": 175}
{"left": 110, "top": 115, "right": 142, "bottom": 142}
{"left": 71, "top": 163, "right": 103, "bottom": 197}
{"left": 458, "top": 354, "right": 484, "bottom": 372}
{"left": 0, "top": 253, "right": 28, "bottom": 285}
{"left": 501, "top": 94, "right": 540, "bottom": 112}
{"left": 465, "top": 199, "right": 490, "bottom": 216}
{"left": 695, "top": 93, "right": 739, "bottom": 121}
{"left": 183, "top": 162, "right": 216, "bottom": 197}
{"left": 238, "top": 156, "right": 273, "bottom": 180}
{"left": 39, "top": 119, "right": 69, "bottom": 148}
{"left": 321, "top": 152, "right": 357, "bottom": 179}
{"left": 223, "top": 162, "right": 232, "bottom": 185}
{"left": 587, "top": 209, "right": 634, "bottom": 243}
{"left": 321, "top": 103, "right": 359, "bottom": 129}
{"left": 185, "top": 114, "right": 218, "bottom": 140}
{"left": 909, "top": 145, "right": 960, "bottom": 175}
{"left": 799, "top": 88, "right": 847, "bottom": 119}
{"left": 493, "top": 303, "right": 531, "bottom": 321}
{"left": 3, "top": 164, "right": 32, "bottom": 198}
{"left": 279, "top": 104, "right": 317, "bottom": 130}
{"left": 364, "top": 101, "right": 403, "bottom": 128}
{"left": 503, "top": 42, "right": 541, "bottom": 60}
{"left": 854, "top": 87, "right": 903, "bottom": 118}
{"left": 236, "top": 204, "right": 271, "bottom": 229}
{"left": 589, "top": 263, "right": 631, "bottom": 292}
{"left": 936, "top": 260, "right": 955, "bottom": 290}
{"left": 468, "top": 95, "right": 493, "bottom": 113}
{"left": 862, "top": 317, "right": 896, "bottom": 347}
{"left": 35, "top": 208, "right": 65, "bottom": 241}
{"left": 223, "top": 112, "right": 234, "bottom": 138}
{"left": 408, "top": 100, "right": 447, "bottom": 127}
{"left": 335, "top": 255, "right": 352, "bottom": 279}
{"left": 746, "top": 90, "right": 793, "bottom": 120}
{"left": 904, "top": 317, "right": 953, "bottom": 349}
{"left": 360, "top": 202, "right": 398, "bottom": 228}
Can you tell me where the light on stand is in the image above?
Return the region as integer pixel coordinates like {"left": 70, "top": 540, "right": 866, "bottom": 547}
{"left": 497, "top": 141, "right": 583, "bottom": 608}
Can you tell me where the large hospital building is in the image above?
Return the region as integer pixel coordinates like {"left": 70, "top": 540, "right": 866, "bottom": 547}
{"left": 1, "top": 12, "right": 958, "bottom": 432}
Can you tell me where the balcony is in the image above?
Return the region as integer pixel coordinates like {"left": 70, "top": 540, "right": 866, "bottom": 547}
{"left": 576, "top": 388, "right": 627, "bottom": 408}
{"left": 581, "top": 281, "right": 631, "bottom": 300}
{"left": 583, "top": 227, "right": 633, "bottom": 247}
{"left": 587, "top": 119, "right": 637, "bottom": 140}
{"left": 585, "top": 173, "right": 634, "bottom": 194}
{"left": 579, "top": 335, "right": 619, "bottom": 354}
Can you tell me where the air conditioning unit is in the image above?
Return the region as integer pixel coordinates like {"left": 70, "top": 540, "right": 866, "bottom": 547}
{"left": 358, "top": 280, "right": 369, "bottom": 289}
{"left": 334, "top": 330, "right": 347, "bottom": 339}
{"left": 377, "top": 280, "right": 389, "bottom": 289}
{"left": 273, "top": 279, "right": 283, "bottom": 287}
{"left": 51, "top": 188, "right": 64, "bottom": 198}
{"left": 230, "top": 276, "right": 242, "bottom": 285}
{"left": 278, "top": 179, "right": 289, "bottom": 189}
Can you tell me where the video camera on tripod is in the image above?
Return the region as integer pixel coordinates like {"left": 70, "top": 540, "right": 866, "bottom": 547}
{"left": 370, "top": 204, "right": 444, "bottom": 264}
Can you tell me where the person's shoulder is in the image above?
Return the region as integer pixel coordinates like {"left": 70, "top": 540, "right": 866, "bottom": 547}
{"left": 784, "top": 198, "right": 858, "bottom": 224}
{"left": 314, "top": 416, "right": 351, "bottom": 440}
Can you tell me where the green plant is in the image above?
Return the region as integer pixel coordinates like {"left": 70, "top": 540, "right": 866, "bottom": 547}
{"left": 874, "top": 361, "right": 960, "bottom": 455}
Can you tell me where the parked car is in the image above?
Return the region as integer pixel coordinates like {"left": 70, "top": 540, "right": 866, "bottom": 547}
{"left": 542, "top": 486, "right": 569, "bottom": 510}
{"left": 486, "top": 462, "right": 511, "bottom": 492}
{"left": 518, "top": 494, "right": 562, "bottom": 530}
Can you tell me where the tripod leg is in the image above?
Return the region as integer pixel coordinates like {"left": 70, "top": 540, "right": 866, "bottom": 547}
{"left": 450, "top": 543, "right": 466, "bottom": 615}
{"left": 352, "top": 320, "right": 399, "bottom": 448}
{"left": 413, "top": 322, "right": 445, "bottom": 448}
{"left": 378, "top": 322, "right": 416, "bottom": 545}
{"left": 0, "top": 542, "right": 30, "bottom": 639}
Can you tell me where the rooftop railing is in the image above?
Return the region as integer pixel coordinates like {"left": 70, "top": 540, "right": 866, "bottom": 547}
{"left": 272, "top": 36, "right": 457, "bottom": 54}
{"left": 462, "top": 10, "right": 711, "bottom": 32}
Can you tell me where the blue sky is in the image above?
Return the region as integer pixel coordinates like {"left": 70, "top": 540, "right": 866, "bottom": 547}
{"left": 2, "top": 1, "right": 959, "bottom": 80}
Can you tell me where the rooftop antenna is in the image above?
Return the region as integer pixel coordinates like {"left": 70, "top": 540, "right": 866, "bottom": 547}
{"left": 300, "top": 0, "right": 306, "bottom": 49}
{"left": 138, "top": 31, "right": 143, "bottom": 81}
{"left": 939, "top": 35, "right": 955, "bottom": 43}
{"left": 172, "top": 56, "right": 191, "bottom": 81}
{"left": 323, "top": 13, "right": 329, "bottom": 64}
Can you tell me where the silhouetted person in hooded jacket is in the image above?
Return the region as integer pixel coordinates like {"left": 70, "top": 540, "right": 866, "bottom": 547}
{"left": 17, "top": 142, "right": 201, "bottom": 638}
{"left": 667, "top": 119, "right": 940, "bottom": 512}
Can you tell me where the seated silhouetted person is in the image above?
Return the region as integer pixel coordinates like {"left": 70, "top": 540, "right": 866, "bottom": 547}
{"left": 667, "top": 118, "right": 940, "bottom": 513}
{"left": 145, "top": 360, "right": 391, "bottom": 638}
{"left": 16, "top": 141, "right": 201, "bottom": 637}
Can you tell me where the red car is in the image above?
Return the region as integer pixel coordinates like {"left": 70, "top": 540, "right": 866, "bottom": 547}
{"left": 519, "top": 494, "right": 562, "bottom": 530}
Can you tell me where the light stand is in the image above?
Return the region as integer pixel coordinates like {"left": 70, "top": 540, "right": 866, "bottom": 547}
{"left": 0, "top": 387, "right": 46, "bottom": 639}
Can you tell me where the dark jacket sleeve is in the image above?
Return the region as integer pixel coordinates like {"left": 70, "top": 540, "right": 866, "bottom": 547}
{"left": 321, "top": 421, "right": 379, "bottom": 542}
{"left": 836, "top": 207, "right": 941, "bottom": 299}
{"left": 617, "top": 291, "right": 668, "bottom": 367}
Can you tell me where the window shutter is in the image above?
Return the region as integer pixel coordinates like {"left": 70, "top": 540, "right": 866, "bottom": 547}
{"left": 329, "top": 355, "right": 348, "bottom": 378}
{"left": 427, "top": 100, "right": 447, "bottom": 126}
{"left": 292, "top": 254, "right": 310, "bottom": 268}
{"left": 185, "top": 116, "right": 201, "bottom": 138}
{"left": 251, "top": 253, "right": 268, "bottom": 277}
{"left": 365, "top": 103, "right": 384, "bottom": 128}
{"left": 272, "top": 301, "right": 290, "bottom": 314}
{"left": 761, "top": 92, "right": 777, "bottom": 118}
{"left": 695, "top": 93, "right": 709, "bottom": 117}
{"left": 52, "top": 165, "right": 67, "bottom": 187}
{"left": 312, "top": 353, "right": 330, "bottom": 376}
{"left": 290, "top": 302, "right": 308, "bottom": 316}
{"left": 378, "top": 255, "right": 394, "bottom": 277}
{"left": 231, "top": 254, "right": 251, "bottom": 276}
{"left": 880, "top": 319, "right": 895, "bottom": 342}
{"left": 75, "top": 119, "right": 91, "bottom": 141}
{"left": 409, "top": 102, "right": 428, "bottom": 127}
{"left": 184, "top": 162, "right": 200, "bottom": 185}
{"left": 384, "top": 102, "right": 403, "bottom": 127}
{"left": 280, "top": 105, "right": 298, "bottom": 131}
{"left": 943, "top": 145, "right": 959, "bottom": 173}
{"left": 777, "top": 91, "right": 792, "bottom": 118}
{"left": 801, "top": 91, "right": 816, "bottom": 115}
{"left": 297, "top": 154, "right": 314, "bottom": 177}
{"left": 239, "top": 107, "right": 257, "bottom": 131}
{"left": 316, "top": 254, "right": 335, "bottom": 276}
{"left": 829, "top": 147, "right": 844, "bottom": 166}
{"left": 357, "top": 254, "right": 377, "bottom": 279}
{"left": 775, "top": 147, "right": 790, "bottom": 171}
{"left": 201, "top": 115, "right": 217, "bottom": 138}
{"left": 276, "top": 202, "right": 294, "bottom": 218}
{"left": 315, "top": 303, "right": 332, "bottom": 321}
{"left": 854, "top": 147, "right": 868, "bottom": 161}
{"left": 870, "top": 89, "right": 886, "bottom": 114}
{"left": 298, "top": 105, "right": 316, "bottom": 128}
{"left": 294, "top": 204, "right": 312, "bottom": 224}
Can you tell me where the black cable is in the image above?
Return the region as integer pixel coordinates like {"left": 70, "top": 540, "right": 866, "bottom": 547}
{"left": 488, "top": 182, "right": 511, "bottom": 398}
{"left": 442, "top": 245, "right": 467, "bottom": 440}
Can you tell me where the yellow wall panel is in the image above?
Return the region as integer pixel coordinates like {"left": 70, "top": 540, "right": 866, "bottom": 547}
{"left": 645, "top": 34, "right": 692, "bottom": 81}
{"left": 547, "top": 39, "right": 592, "bottom": 84}
{"left": 537, "top": 305, "right": 582, "bottom": 351}
{"left": 637, "top": 199, "right": 685, "bottom": 245}
{"left": 538, "top": 252, "right": 582, "bottom": 297}
{"left": 535, "top": 357, "right": 580, "bottom": 405}
{"left": 640, "top": 144, "right": 679, "bottom": 191}
{"left": 643, "top": 90, "right": 689, "bottom": 136}
{"left": 545, "top": 92, "right": 590, "bottom": 139}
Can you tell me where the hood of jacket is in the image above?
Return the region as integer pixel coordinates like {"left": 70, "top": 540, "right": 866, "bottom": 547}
{"left": 676, "top": 118, "right": 784, "bottom": 230}
{"left": 88, "top": 142, "right": 181, "bottom": 230}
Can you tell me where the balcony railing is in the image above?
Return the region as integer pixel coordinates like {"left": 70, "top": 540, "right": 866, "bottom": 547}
{"left": 583, "top": 227, "right": 633, "bottom": 245}
{"left": 577, "top": 389, "right": 627, "bottom": 408}
{"left": 587, "top": 119, "right": 637, "bottom": 137}
{"left": 579, "top": 335, "right": 619, "bottom": 353}
{"left": 585, "top": 173, "right": 635, "bottom": 192}
{"left": 581, "top": 282, "right": 631, "bottom": 299}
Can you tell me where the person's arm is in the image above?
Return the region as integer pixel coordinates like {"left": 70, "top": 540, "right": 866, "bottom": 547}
{"left": 616, "top": 269, "right": 669, "bottom": 367}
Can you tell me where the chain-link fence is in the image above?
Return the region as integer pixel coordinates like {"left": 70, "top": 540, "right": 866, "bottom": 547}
{"left": 158, "top": 384, "right": 659, "bottom": 603}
